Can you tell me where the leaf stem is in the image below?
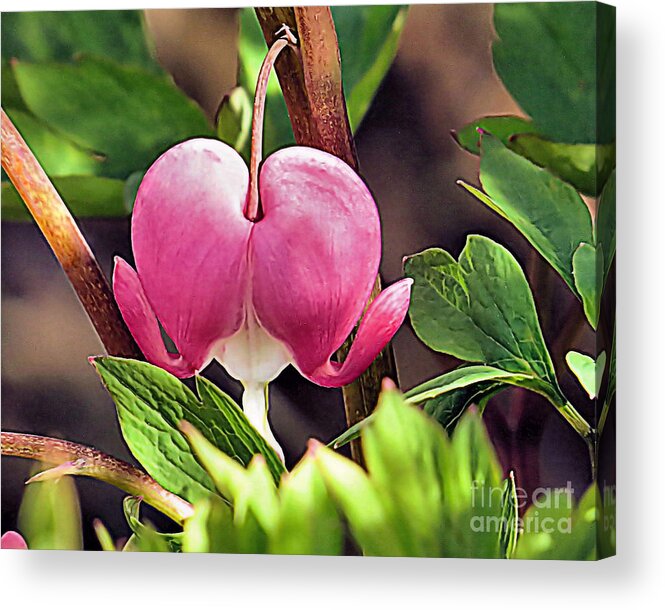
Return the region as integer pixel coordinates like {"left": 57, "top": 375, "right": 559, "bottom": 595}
{"left": 245, "top": 26, "right": 298, "bottom": 222}
{"left": 1, "top": 431, "right": 193, "bottom": 524}
{"left": 1, "top": 108, "right": 141, "bottom": 359}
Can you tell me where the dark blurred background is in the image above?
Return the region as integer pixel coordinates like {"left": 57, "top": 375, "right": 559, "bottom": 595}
{"left": 2, "top": 4, "right": 614, "bottom": 549}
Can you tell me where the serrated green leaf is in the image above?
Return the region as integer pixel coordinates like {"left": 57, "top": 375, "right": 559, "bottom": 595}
{"left": 1, "top": 10, "right": 158, "bottom": 70}
{"left": 93, "top": 357, "right": 285, "bottom": 504}
{"left": 18, "top": 470, "right": 82, "bottom": 550}
{"left": 2, "top": 175, "right": 127, "bottom": 221}
{"left": 461, "top": 134, "right": 594, "bottom": 294}
{"left": 566, "top": 351, "right": 606, "bottom": 401}
{"left": 493, "top": 2, "right": 615, "bottom": 144}
{"left": 14, "top": 56, "right": 212, "bottom": 179}
{"left": 405, "top": 236, "right": 565, "bottom": 407}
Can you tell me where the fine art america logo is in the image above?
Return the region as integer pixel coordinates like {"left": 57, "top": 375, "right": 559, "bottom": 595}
{"left": 470, "top": 481, "right": 575, "bottom": 535}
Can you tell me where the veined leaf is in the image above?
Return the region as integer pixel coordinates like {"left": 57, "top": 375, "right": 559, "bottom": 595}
{"left": 405, "top": 236, "right": 565, "bottom": 407}
{"left": 93, "top": 357, "right": 285, "bottom": 503}
{"left": 459, "top": 134, "right": 594, "bottom": 294}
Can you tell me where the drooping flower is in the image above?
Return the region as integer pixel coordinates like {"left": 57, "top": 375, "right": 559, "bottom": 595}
{"left": 113, "top": 29, "right": 411, "bottom": 457}
{"left": 1, "top": 531, "right": 28, "bottom": 549}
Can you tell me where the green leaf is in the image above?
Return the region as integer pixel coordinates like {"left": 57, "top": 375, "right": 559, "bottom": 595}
{"left": 181, "top": 495, "right": 238, "bottom": 554}
{"left": 93, "top": 357, "right": 285, "bottom": 503}
{"left": 18, "top": 471, "right": 82, "bottom": 550}
{"left": 317, "top": 388, "right": 506, "bottom": 558}
{"left": 566, "top": 351, "right": 606, "bottom": 401}
{"left": 329, "top": 365, "right": 529, "bottom": 448}
{"left": 596, "top": 169, "right": 616, "bottom": 285}
{"left": 332, "top": 5, "right": 407, "bottom": 131}
{"left": 1, "top": 10, "right": 158, "bottom": 70}
{"left": 404, "top": 236, "right": 565, "bottom": 407}
{"left": 454, "top": 116, "right": 615, "bottom": 196}
{"left": 509, "top": 134, "right": 615, "bottom": 197}
{"left": 270, "top": 455, "right": 344, "bottom": 555}
{"left": 14, "top": 56, "right": 212, "bottom": 179}
{"left": 216, "top": 86, "right": 253, "bottom": 157}
{"left": 93, "top": 519, "right": 117, "bottom": 551}
{"left": 181, "top": 422, "right": 283, "bottom": 555}
{"left": 2, "top": 60, "right": 28, "bottom": 111}
{"left": 514, "top": 484, "right": 600, "bottom": 560}
{"left": 499, "top": 471, "right": 519, "bottom": 559}
{"left": 460, "top": 134, "right": 593, "bottom": 294}
{"left": 572, "top": 242, "right": 603, "bottom": 329}
{"left": 4, "top": 107, "right": 101, "bottom": 177}
{"left": 493, "top": 2, "right": 615, "bottom": 144}
{"left": 453, "top": 115, "right": 534, "bottom": 155}
{"left": 122, "top": 496, "right": 183, "bottom": 553}
{"left": 2, "top": 176, "right": 128, "bottom": 221}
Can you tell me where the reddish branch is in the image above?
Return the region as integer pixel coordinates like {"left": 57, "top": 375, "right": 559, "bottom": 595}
{"left": 1, "top": 431, "right": 193, "bottom": 524}
{"left": 1, "top": 109, "right": 141, "bottom": 358}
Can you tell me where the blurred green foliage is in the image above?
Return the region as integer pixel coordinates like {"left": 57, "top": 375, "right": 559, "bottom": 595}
{"left": 18, "top": 469, "right": 82, "bottom": 550}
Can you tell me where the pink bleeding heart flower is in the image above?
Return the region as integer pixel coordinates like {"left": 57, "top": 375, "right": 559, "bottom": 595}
{"left": 113, "top": 29, "right": 412, "bottom": 457}
{"left": 1, "top": 531, "right": 28, "bottom": 550}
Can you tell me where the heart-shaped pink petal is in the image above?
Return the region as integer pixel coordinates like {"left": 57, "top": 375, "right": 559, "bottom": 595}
{"left": 116, "top": 139, "right": 252, "bottom": 377}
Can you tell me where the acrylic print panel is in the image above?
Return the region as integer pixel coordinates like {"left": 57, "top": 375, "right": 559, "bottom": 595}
{"left": 1, "top": 3, "right": 615, "bottom": 559}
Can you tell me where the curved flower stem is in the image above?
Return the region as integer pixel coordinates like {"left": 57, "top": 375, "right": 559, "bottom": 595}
{"left": 1, "top": 109, "right": 141, "bottom": 359}
{"left": 245, "top": 26, "right": 298, "bottom": 222}
{"left": 1, "top": 431, "right": 193, "bottom": 525}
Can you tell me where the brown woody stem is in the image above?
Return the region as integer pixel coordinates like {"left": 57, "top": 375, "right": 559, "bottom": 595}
{"left": 245, "top": 26, "right": 298, "bottom": 222}
{"left": 1, "top": 431, "right": 193, "bottom": 524}
{"left": 1, "top": 109, "right": 141, "bottom": 359}
{"left": 254, "top": 8, "right": 398, "bottom": 465}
